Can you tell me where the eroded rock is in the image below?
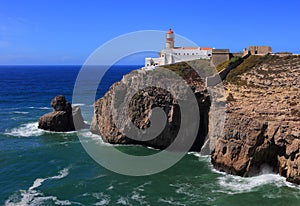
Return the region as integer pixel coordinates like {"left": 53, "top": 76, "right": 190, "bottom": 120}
{"left": 211, "top": 55, "right": 300, "bottom": 184}
{"left": 38, "top": 95, "right": 85, "bottom": 132}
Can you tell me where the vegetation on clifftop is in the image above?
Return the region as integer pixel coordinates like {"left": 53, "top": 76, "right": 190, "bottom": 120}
{"left": 225, "top": 54, "right": 279, "bottom": 85}
{"left": 161, "top": 59, "right": 216, "bottom": 79}
{"left": 216, "top": 56, "right": 242, "bottom": 72}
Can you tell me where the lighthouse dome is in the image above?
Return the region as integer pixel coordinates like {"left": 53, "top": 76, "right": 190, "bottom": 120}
{"left": 166, "top": 28, "right": 174, "bottom": 34}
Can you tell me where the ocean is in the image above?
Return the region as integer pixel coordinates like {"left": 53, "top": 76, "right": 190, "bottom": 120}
{"left": 1, "top": 65, "right": 300, "bottom": 206}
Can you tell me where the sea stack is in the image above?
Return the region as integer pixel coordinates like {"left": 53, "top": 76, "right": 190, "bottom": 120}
{"left": 38, "top": 95, "right": 85, "bottom": 132}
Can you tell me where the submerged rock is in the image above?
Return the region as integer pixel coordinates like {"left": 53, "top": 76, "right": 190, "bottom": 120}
{"left": 38, "top": 95, "right": 85, "bottom": 132}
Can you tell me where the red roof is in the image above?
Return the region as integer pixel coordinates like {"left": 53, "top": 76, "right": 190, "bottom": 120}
{"left": 200, "top": 47, "right": 213, "bottom": 50}
{"left": 174, "top": 47, "right": 199, "bottom": 50}
{"left": 166, "top": 28, "right": 174, "bottom": 34}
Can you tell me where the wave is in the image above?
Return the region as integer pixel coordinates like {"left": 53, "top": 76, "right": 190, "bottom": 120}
{"left": 29, "top": 168, "right": 69, "bottom": 191}
{"left": 129, "top": 181, "right": 151, "bottom": 205}
{"left": 39, "top": 107, "right": 51, "bottom": 110}
{"left": 28, "top": 106, "right": 51, "bottom": 110}
{"left": 5, "top": 122, "right": 44, "bottom": 137}
{"left": 72, "top": 103, "right": 85, "bottom": 107}
{"left": 91, "top": 192, "right": 111, "bottom": 206}
{"left": 158, "top": 197, "right": 185, "bottom": 206}
{"left": 77, "top": 130, "right": 112, "bottom": 146}
{"left": 187, "top": 152, "right": 210, "bottom": 159}
{"left": 216, "top": 173, "right": 300, "bottom": 194}
{"left": 4, "top": 168, "right": 82, "bottom": 206}
{"left": 116, "top": 197, "right": 131, "bottom": 205}
{"left": 13, "top": 111, "right": 29, "bottom": 114}
{"left": 81, "top": 192, "right": 111, "bottom": 205}
{"left": 5, "top": 122, "right": 80, "bottom": 137}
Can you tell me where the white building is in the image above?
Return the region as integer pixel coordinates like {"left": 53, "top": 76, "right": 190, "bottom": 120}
{"left": 145, "top": 29, "right": 213, "bottom": 67}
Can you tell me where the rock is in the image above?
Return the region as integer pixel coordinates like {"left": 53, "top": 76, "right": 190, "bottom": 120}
{"left": 38, "top": 95, "right": 85, "bottom": 132}
{"left": 211, "top": 54, "right": 300, "bottom": 184}
{"left": 90, "top": 62, "right": 212, "bottom": 151}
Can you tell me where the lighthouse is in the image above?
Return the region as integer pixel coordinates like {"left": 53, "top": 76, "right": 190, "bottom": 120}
{"left": 145, "top": 28, "right": 213, "bottom": 67}
{"left": 166, "top": 28, "right": 174, "bottom": 49}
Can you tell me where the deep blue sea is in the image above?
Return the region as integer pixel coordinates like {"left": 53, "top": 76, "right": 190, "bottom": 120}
{"left": 1, "top": 65, "right": 300, "bottom": 206}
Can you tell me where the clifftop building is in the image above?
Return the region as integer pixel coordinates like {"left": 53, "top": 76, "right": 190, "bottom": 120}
{"left": 248, "top": 46, "right": 272, "bottom": 55}
{"left": 144, "top": 29, "right": 273, "bottom": 68}
{"left": 145, "top": 29, "right": 213, "bottom": 67}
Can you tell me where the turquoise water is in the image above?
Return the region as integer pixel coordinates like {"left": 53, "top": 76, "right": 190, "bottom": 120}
{"left": 1, "top": 65, "right": 300, "bottom": 206}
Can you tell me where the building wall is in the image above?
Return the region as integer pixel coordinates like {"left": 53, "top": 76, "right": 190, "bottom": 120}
{"left": 145, "top": 57, "right": 165, "bottom": 66}
{"left": 146, "top": 48, "right": 212, "bottom": 66}
{"left": 160, "top": 48, "right": 211, "bottom": 58}
{"left": 248, "top": 46, "right": 272, "bottom": 55}
{"left": 211, "top": 49, "right": 230, "bottom": 67}
{"left": 230, "top": 52, "right": 244, "bottom": 58}
{"left": 145, "top": 47, "right": 213, "bottom": 67}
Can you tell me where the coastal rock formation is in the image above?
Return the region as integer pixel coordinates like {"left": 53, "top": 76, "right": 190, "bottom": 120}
{"left": 90, "top": 61, "right": 213, "bottom": 151}
{"left": 211, "top": 55, "right": 300, "bottom": 184}
{"left": 38, "top": 95, "right": 85, "bottom": 132}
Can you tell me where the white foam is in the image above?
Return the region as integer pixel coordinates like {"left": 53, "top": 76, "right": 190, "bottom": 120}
{"left": 158, "top": 197, "right": 185, "bottom": 206}
{"left": 187, "top": 151, "right": 201, "bottom": 157}
{"left": 187, "top": 152, "right": 211, "bottom": 162}
{"left": 78, "top": 130, "right": 111, "bottom": 146}
{"left": 5, "top": 122, "right": 44, "bottom": 137}
{"left": 4, "top": 168, "right": 77, "bottom": 206}
{"left": 44, "top": 130, "right": 77, "bottom": 135}
{"left": 29, "top": 168, "right": 69, "bottom": 190}
{"left": 39, "top": 107, "right": 51, "bottom": 110}
{"left": 216, "top": 173, "right": 300, "bottom": 194}
{"left": 5, "top": 122, "right": 81, "bottom": 137}
{"left": 116, "top": 197, "right": 130, "bottom": 205}
{"left": 13, "top": 111, "right": 29, "bottom": 114}
{"left": 72, "top": 103, "right": 85, "bottom": 107}
{"left": 28, "top": 106, "right": 51, "bottom": 110}
{"left": 107, "top": 185, "right": 114, "bottom": 190}
{"left": 130, "top": 191, "right": 147, "bottom": 205}
{"left": 90, "top": 192, "right": 111, "bottom": 206}
{"left": 129, "top": 182, "right": 150, "bottom": 205}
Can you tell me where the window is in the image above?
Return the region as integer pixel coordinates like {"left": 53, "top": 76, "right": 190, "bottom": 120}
{"left": 187, "top": 53, "right": 189, "bottom": 55}
{"left": 192, "top": 53, "right": 194, "bottom": 55}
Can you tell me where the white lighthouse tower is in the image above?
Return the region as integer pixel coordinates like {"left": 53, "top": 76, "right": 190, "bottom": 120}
{"left": 144, "top": 28, "right": 213, "bottom": 68}
{"left": 165, "top": 28, "right": 174, "bottom": 49}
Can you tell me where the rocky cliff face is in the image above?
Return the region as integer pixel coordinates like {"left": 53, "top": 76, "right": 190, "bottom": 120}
{"left": 90, "top": 61, "right": 212, "bottom": 151}
{"left": 90, "top": 55, "right": 300, "bottom": 184}
{"left": 211, "top": 55, "right": 300, "bottom": 184}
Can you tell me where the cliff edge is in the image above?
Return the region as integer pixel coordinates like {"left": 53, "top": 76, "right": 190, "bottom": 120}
{"left": 211, "top": 55, "right": 300, "bottom": 184}
{"left": 90, "top": 60, "right": 213, "bottom": 151}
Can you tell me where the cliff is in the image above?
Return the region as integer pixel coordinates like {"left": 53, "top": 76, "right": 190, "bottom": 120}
{"left": 90, "top": 54, "right": 300, "bottom": 184}
{"left": 211, "top": 55, "right": 300, "bottom": 184}
{"left": 90, "top": 60, "right": 213, "bottom": 151}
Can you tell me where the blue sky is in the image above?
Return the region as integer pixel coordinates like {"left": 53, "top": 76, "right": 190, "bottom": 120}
{"left": 0, "top": 0, "right": 300, "bottom": 65}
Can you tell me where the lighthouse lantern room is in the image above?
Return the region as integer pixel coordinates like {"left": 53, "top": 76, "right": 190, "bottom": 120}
{"left": 166, "top": 28, "right": 174, "bottom": 49}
